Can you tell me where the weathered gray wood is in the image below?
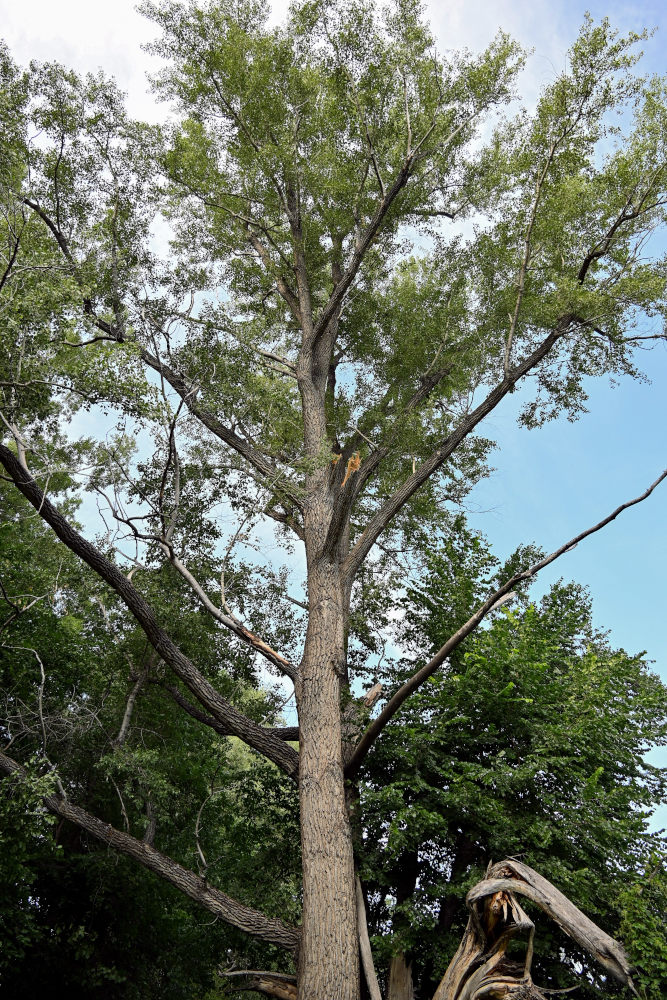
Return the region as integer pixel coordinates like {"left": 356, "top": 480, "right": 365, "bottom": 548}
{"left": 433, "top": 860, "right": 636, "bottom": 1000}
{"left": 482, "top": 861, "right": 636, "bottom": 991}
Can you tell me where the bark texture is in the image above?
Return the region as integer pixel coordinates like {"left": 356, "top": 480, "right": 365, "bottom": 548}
{"left": 297, "top": 552, "right": 359, "bottom": 1000}
{"left": 434, "top": 860, "right": 636, "bottom": 1000}
{"left": 388, "top": 953, "right": 415, "bottom": 1000}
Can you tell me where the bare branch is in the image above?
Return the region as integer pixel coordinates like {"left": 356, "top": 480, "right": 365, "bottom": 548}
{"left": 113, "top": 650, "right": 158, "bottom": 748}
{"left": 346, "top": 467, "right": 667, "bottom": 776}
{"left": 356, "top": 878, "right": 383, "bottom": 1000}
{"left": 504, "top": 140, "right": 557, "bottom": 375}
{"left": 258, "top": 349, "right": 297, "bottom": 373}
{"left": 163, "top": 547, "right": 299, "bottom": 681}
{"left": 434, "top": 860, "right": 635, "bottom": 1000}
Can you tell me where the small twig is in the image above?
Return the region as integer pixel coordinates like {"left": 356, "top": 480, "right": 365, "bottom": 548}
{"left": 110, "top": 776, "right": 131, "bottom": 833}
{"left": 403, "top": 72, "right": 412, "bottom": 157}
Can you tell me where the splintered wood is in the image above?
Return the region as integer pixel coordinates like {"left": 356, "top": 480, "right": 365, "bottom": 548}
{"left": 433, "top": 860, "right": 636, "bottom": 1000}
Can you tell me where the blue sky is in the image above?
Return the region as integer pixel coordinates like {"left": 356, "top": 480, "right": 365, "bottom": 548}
{"left": 2, "top": 0, "right": 666, "bottom": 822}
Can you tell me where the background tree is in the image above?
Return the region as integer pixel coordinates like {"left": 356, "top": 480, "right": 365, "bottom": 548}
{"left": 359, "top": 519, "right": 667, "bottom": 998}
{"left": 1, "top": 3, "right": 667, "bottom": 998}
{"left": 0, "top": 479, "right": 301, "bottom": 998}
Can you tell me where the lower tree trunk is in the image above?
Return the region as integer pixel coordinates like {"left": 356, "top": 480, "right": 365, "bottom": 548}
{"left": 297, "top": 557, "right": 360, "bottom": 1000}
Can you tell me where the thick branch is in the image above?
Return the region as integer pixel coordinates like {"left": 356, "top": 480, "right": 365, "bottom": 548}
{"left": 323, "top": 366, "right": 454, "bottom": 557}
{"left": 344, "top": 321, "right": 571, "bottom": 581}
{"left": 434, "top": 860, "right": 635, "bottom": 1000}
{"left": 0, "top": 750, "right": 299, "bottom": 953}
{"left": 310, "top": 164, "right": 413, "bottom": 347}
{"left": 22, "top": 198, "right": 75, "bottom": 264}
{"left": 0, "top": 443, "right": 299, "bottom": 779}
{"left": 247, "top": 229, "right": 302, "bottom": 321}
{"left": 346, "top": 467, "right": 667, "bottom": 777}
{"left": 165, "top": 684, "right": 299, "bottom": 742}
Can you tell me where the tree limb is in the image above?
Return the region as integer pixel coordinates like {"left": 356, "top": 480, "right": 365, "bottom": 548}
{"left": 322, "top": 366, "right": 454, "bottom": 557}
{"left": 309, "top": 164, "right": 412, "bottom": 348}
{"left": 0, "top": 442, "right": 299, "bottom": 779}
{"left": 356, "top": 877, "right": 383, "bottom": 1000}
{"left": 164, "top": 684, "right": 298, "bottom": 742}
{"left": 0, "top": 750, "right": 299, "bottom": 954}
{"left": 346, "top": 467, "right": 667, "bottom": 777}
{"left": 162, "top": 547, "right": 298, "bottom": 681}
{"left": 434, "top": 859, "right": 636, "bottom": 1000}
{"left": 344, "top": 320, "right": 573, "bottom": 582}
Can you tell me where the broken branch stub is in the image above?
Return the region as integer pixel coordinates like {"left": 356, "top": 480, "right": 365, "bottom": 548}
{"left": 433, "top": 860, "right": 636, "bottom": 1000}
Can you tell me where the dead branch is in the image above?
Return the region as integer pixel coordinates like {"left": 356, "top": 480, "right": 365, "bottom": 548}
{"left": 433, "top": 860, "right": 636, "bottom": 1000}
{"left": 356, "top": 877, "right": 383, "bottom": 1000}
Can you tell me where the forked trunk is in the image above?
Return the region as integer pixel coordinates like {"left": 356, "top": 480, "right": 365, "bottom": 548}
{"left": 297, "top": 553, "right": 359, "bottom": 1000}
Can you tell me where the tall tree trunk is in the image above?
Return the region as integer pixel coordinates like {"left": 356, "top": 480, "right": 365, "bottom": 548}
{"left": 297, "top": 547, "right": 359, "bottom": 1000}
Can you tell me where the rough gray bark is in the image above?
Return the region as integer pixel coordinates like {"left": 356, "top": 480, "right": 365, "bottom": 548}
{"left": 296, "top": 543, "right": 359, "bottom": 1000}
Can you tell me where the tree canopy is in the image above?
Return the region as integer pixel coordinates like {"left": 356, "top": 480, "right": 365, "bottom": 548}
{"left": 1, "top": 2, "right": 667, "bottom": 999}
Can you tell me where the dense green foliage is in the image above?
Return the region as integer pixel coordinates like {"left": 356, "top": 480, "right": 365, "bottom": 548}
{"left": 0, "top": 483, "right": 300, "bottom": 997}
{"left": 360, "top": 521, "right": 667, "bottom": 995}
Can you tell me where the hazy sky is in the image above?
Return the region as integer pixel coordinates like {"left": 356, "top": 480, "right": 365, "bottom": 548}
{"left": 2, "top": 0, "right": 666, "bottom": 818}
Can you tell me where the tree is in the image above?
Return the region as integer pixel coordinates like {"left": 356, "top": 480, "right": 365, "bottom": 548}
{"left": 0, "top": 479, "right": 301, "bottom": 997}
{"left": 1, "top": 2, "right": 667, "bottom": 998}
{"left": 359, "top": 521, "right": 667, "bottom": 997}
